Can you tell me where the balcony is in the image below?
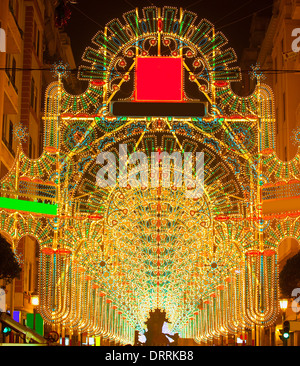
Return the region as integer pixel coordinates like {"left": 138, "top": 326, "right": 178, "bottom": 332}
{"left": 291, "top": 0, "right": 300, "bottom": 19}
{"left": 262, "top": 180, "right": 300, "bottom": 216}
{"left": 6, "top": 4, "right": 23, "bottom": 54}
{"left": 263, "top": 197, "right": 300, "bottom": 215}
{"left": 2, "top": 135, "right": 15, "bottom": 158}
{"left": 3, "top": 71, "right": 18, "bottom": 114}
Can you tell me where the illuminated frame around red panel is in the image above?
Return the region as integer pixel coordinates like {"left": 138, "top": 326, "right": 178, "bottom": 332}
{"left": 135, "top": 57, "right": 183, "bottom": 102}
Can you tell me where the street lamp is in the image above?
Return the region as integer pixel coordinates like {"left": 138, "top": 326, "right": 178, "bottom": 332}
{"left": 280, "top": 298, "right": 289, "bottom": 346}
{"left": 30, "top": 292, "right": 39, "bottom": 307}
{"left": 280, "top": 299, "right": 288, "bottom": 314}
{"left": 30, "top": 291, "right": 39, "bottom": 331}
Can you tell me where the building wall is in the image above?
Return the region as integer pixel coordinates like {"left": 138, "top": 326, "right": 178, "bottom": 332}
{"left": 0, "top": 0, "right": 23, "bottom": 177}
{"left": 236, "top": 3, "right": 300, "bottom": 339}
{"left": 268, "top": 1, "right": 300, "bottom": 276}
{"left": 0, "top": 0, "right": 79, "bottom": 325}
{"left": 270, "top": 0, "right": 300, "bottom": 162}
{"left": 240, "top": 0, "right": 300, "bottom": 267}
{"left": 239, "top": 1, "right": 300, "bottom": 159}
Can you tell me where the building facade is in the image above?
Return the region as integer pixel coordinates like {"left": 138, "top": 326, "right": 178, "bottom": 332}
{"left": 0, "top": 0, "right": 79, "bottom": 339}
{"left": 240, "top": 0, "right": 300, "bottom": 345}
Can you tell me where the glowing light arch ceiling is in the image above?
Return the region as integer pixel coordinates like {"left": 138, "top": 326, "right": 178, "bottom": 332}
{"left": 55, "top": 6, "right": 263, "bottom": 336}
{"left": 0, "top": 6, "right": 288, "bottom": 344}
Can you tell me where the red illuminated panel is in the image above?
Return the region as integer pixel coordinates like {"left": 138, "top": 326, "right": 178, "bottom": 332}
{"left": 135, "top": 57, "right": 183, "bottom": 102}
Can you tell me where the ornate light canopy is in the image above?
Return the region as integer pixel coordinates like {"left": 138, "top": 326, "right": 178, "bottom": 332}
{"left": 1, "top": 6, "right": 300, "bottom": 345}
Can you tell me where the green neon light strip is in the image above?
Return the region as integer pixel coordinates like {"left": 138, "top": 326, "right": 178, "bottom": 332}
{"left": 0, "top": 197, "right": 57, "bottom": 215}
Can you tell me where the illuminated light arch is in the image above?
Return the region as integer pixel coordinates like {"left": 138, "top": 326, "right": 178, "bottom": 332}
{"left": 0, "top": 6, "right": 299, "bottom": 345}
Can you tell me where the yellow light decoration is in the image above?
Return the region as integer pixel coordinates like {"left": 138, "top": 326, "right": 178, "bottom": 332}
{"left": 0, "top": 6, "right": 299, "bottom": 345}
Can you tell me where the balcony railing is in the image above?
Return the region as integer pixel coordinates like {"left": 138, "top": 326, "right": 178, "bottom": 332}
{"left": 262, "top": 180, "right": 300, "bottom": 201}
{"left": 3, "top": 71, "right": 18, "bottom": 115}
{"left": 2, "top": 135, "right": 15, "bottom": 158}
{"left": 8, "top": 1, "right": 23, "bottom": 39}
{"left": 5, "top": 68, "right": 18, "bottom": 95}
{"left": 6, "top": 2, "right": 23, "bottom": 54}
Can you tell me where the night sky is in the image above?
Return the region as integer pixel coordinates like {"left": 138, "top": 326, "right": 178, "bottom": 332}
{"left": 63, "top": 0, "right": 274, "bottom": 67}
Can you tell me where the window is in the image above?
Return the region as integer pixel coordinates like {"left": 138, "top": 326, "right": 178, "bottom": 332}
{"left": 8, "top": 120, "right": 13, "bottom": 151}
{"left": 15, "top": 1, "right": 19, "bottom": 23}
{"left": 283, "top": 92, "right": 286, "bottom": 122}
{"left": 30, "top": 77, "right": 38, "bottom": 113}
{"left": 5, "top": 54, "right": 18, "bottom": 93}
{"left": 33, "top": 21, "right": 37, "bottom": 51}
{"left": 35, "top": 241, "right": 39, "bottom": 258}
{"left": 29, "top": 136, "right": 35, "bottom": 158}
{"left": 36, "top": 29, "right": 40, "bottom": 57}
{"left": 34, "top": 85, "right": 38, "bottom": 113}
{"left": 11, "top": 56, "right": 16, "bottom": 86}
{"left": 9, "top": 0, "right": 14, "bottom": 13}
{"left": 39, "top": 121, "right": 43, "bottom": 156}
{"left": 5, "top": 52, "right": 9, "bottom": 68}
{"left": 2, "top": 115, "right": 7, "bottom": 143}
{"left": 2, "top": 116, "right": 15, "bottom": 156}
{"left": 285, "top": 146, "right": 287, "bottom": 161}
{"left": 28, "top": 263, "right": 32, "bottom": 292}
{"left": 29, "top": 135, "right": 32, "bottom": 158}
{"left": 33, "top": 21, "right": 41, "bottom": 58}
{"left": 30, "top": 77, "right": 35, "bottom": 108}
{"left": 9, "top": 0, "right": 18, "bottom": 20}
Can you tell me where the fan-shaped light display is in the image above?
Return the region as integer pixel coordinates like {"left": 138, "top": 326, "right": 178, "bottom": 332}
{"left": 1, "top": 6, "right": 299, "bottom": 345}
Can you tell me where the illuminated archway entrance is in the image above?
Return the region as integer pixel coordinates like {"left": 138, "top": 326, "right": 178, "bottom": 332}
{"left": 1, "top": 6, "right": 297, "bottom": 345}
